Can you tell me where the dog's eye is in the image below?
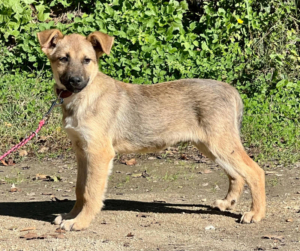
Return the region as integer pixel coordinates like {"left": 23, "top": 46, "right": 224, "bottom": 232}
{"left": 59, "top": 57, "right": 68, "bottom": 63}
{"left": 83, "top": 58, "right": 91, "bottom": 64}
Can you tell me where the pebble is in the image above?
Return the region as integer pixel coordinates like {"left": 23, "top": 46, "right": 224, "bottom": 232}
{"left": 205, "top": 225, "right": 215, "bottom": 231}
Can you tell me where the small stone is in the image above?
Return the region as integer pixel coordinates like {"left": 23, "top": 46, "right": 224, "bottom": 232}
{"left": 205, "top": 225, "right": 215, "bottom": 231}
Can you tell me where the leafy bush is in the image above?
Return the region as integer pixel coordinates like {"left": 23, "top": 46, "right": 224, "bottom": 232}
{"left": 0, "top": 0, "right": 299, "bottom": 162}
{"left": 242, "top": 82, "right": 300, "bottom": 163}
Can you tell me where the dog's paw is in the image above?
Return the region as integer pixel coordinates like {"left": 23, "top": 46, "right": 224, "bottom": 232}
{"left": 60, "top": 218, "right": 89, "bottom": 231}
{"left": 53, "top": 213, "right": 77, "bottom": 225}
{"left": 241, "top": 211, "right": 265, "bottom": 223}
{"left": 53, "top": 214, "right": 64, "bottom": 225}
{"left": 213, "top": 199, "right": 236, "bottom": 211}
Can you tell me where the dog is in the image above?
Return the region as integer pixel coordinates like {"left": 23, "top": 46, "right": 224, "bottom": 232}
{"left": 37, "top": 29, "right": 266, "bottom": 231}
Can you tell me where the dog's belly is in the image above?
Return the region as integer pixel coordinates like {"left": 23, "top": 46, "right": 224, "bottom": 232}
{"left": 113, "top": 127, "right": 197, "bottom": 154}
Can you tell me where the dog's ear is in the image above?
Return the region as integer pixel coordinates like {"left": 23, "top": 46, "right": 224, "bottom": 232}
{"left": 87, "top": 31, "right": 114, "bottom": 58}
{"left": 37, "top": 29, "right": 64, "bottom": 55}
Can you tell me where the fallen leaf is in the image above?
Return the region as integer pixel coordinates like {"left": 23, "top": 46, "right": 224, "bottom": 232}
{"left": 148, "top": 157, "right": 156, "bottom": 160}
{"left": 50, "top": 234, "right": 65, "bottom": 239}
{"left": 7, "top": 158, "right": 15, "bottom": 166}
{"left": 126, "top": 232, "right": 134, "bottom": 238}
{"left": 34, "top": 174, "right": 61, "bottom": 182}
{"left": 20, "top": 227, "right": 36, "bottom": 232}
{"left": 125, "top": 159, "right": 137, "bottom": 166}
{"left": 203, "top": 169, "right": 212, "bottom": 174}
{"left": 38, "top": 146, "right": 49, "bottom": 153}
{"left": 202, "top": 183, "right": 209, "bottom": 187}
{"left": 20, "top": 232, "right": 38, "bottom": 240}
{"left": 38, "top": 234, "right": 48, "bottom": 239}
{"left": 10, "top": 184, "right": 20, "bottom": 192}
{"left": 262, "top": 235, "right": 284, "bottom": 242}
{"left": 0, "top": 159, "right": 7, "bottom": 166}
{"left": 55, "top": 228, "right": 66, "bottom": 234}
{"left": 180, "top": 154, "right": 188, "bottom": 160}
{"left": 35, "top": 174, "right": 47, "bottom": 180}
{"left": 49, "top": 175, "right": 62, "bottom": 182}
{"left": 132, "top": 173, "right": 142, "bottom": 178}
{"left": 142, "top": 170, "right": 149, "bottom": 178}
{"left": 42, "top": 192, "right": 53, "bottom": 195}
{"left": 19, "top": 150, "right": 28, "bottom": 157}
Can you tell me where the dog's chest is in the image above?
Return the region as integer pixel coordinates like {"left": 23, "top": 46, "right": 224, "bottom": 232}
{"left": 64, "top": 116, "right": 77, "bottom": 130}
{"left": 62, "top": 104, "right": 89, "bottom": 140}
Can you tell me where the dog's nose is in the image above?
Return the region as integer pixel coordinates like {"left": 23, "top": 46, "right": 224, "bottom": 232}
{"left": 69, "top": 76, "right": 82, "bottom": 86}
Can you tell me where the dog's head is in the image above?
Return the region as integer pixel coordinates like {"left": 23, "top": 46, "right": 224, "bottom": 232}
{"left": 37, "top": 29, "right": 114, "bottom": 94}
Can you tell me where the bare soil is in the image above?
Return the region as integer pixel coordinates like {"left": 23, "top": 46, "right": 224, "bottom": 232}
{"left": 0, "top": 157, "right": 299, "bottom": 251}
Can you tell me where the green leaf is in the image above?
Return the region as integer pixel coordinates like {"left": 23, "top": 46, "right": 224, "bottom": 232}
{"left": 276, "top": 79, "right": 288, "bottom": 89}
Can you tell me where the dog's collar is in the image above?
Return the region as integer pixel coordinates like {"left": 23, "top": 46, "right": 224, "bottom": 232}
{"left": 56, "top": 88, "right": 73, "bottom": 99}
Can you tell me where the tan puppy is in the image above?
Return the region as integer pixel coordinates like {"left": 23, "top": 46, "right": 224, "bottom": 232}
{"left": 37, "top": 29, "right": 266, "bottom": 231}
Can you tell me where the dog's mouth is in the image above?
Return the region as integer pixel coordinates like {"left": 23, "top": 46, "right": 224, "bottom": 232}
{"left": 69, "top": 85, "right": 86, "bottom": 93}
{"left": 56, "top": 88, "right": 73, "bottom": 99}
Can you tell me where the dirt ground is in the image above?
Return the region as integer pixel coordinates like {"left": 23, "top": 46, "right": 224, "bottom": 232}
{"left": 0, "top": 156, "right": 299, "bottom": 251}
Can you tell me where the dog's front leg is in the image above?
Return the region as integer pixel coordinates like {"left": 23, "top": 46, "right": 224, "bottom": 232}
{"left": 54, "top": 140, "right": 115, "bottom": 231}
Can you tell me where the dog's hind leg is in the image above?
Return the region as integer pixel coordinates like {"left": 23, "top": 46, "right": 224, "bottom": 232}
{"left": 195, "top": 135, "right": 265, "bottom": 223}
{"left": 195, "top": 142, "right": 245, "bottom": 210}
{"left": 214, "top": 174, "right": 245, "bottom": 211}
{"left": 55, "top": 139, "right": 115, "bottom": 231}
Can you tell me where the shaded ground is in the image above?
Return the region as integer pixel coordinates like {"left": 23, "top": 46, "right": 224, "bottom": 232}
{"left": 0, "top": 157, "right": 299, "bottom": 251}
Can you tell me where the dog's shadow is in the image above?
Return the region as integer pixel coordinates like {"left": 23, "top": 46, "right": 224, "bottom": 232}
{"left": 0, "top": 199, "right": 242, "bottom": 223}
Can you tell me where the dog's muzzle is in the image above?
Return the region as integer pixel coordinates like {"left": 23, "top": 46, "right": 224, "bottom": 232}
{"left": 59, "top": 75, "right": 89, "bottom": 93}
